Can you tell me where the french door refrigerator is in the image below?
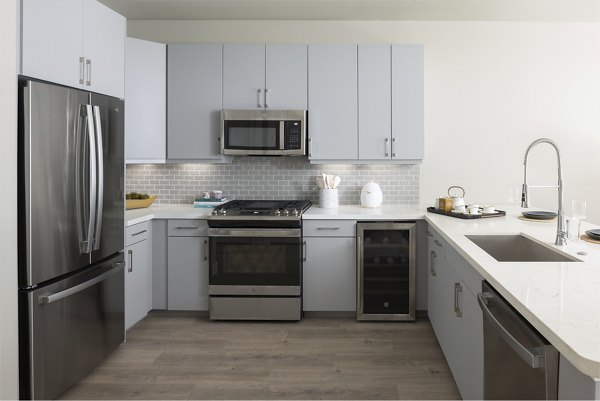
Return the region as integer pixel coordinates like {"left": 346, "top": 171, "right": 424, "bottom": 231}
{"left": 18, "top": 79, "right": 125, "bottom": 400}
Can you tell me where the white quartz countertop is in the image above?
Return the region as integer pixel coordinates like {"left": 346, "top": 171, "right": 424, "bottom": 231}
{"left": 125, "top": 203, "right": 600, "bottom": 379}
{"left": 126, "top": 204, "right": 213, "bottom": 226}
{"left": 302, "top": 204, "right": 424, "bottom": 220}
{"left": 425, "top": 208, "right": 600, "bottom": 380}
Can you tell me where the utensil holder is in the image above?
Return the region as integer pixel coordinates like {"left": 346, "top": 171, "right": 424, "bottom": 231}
{"left": 320, "top": 189, "right": 339, "bottom": 209}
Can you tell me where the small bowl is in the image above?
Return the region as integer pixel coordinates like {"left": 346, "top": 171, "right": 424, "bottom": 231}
{"left": 126, "top": 195, "right": 156, "bottom": 210}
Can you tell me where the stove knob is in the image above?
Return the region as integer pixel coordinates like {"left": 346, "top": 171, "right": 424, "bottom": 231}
{"left": 275, "top": 209, "right": 281, "bottom": 216}
{"left": 283, "top": 209, "right": 290, "bottom": 216}
{"left": 292, "top": 208, "right": 299, "bottom": 216}
{"left": 220, "top": 209, "right": 227, "bottom": 215}
{"left": 211, "top": 209, "right": 218, "bottom": 215}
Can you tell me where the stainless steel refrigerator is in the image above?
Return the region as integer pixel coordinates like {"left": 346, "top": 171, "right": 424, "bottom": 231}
{"left": 18, "top": 79, "right": 125, "bottom": 400}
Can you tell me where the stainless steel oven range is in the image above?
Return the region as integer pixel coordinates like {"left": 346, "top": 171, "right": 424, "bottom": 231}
{"left": 206, "top": 200, "right": 311, "bottom": 320}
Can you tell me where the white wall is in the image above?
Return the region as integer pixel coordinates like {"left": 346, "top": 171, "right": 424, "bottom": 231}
{"left": 0, "top": 0, "right": 19, "bottom": 399}
{"left": 129, "top": 19, "right": 600, "bottom": 223}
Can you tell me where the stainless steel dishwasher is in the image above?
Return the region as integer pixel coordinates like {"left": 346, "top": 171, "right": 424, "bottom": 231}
{"left": 477, "top": 281, "right": 559, "bottom": 400}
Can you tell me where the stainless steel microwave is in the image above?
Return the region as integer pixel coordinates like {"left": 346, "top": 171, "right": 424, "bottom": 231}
{"left": 220, "top": 110, "right": 307, "bottom": 156}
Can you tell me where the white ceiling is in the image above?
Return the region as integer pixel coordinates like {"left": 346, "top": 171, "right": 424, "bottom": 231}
{"left": 98, "top": 0, "right": 600, "bottom": 21}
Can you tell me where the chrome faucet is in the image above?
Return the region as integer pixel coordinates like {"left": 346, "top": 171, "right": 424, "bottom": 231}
{"left": 521, "top": 138, "right": 566, "bottom": 245}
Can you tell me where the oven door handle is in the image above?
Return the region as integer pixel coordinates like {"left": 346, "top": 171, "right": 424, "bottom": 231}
{"left": 207, "top": 228, "right": 301, "bottom": 238}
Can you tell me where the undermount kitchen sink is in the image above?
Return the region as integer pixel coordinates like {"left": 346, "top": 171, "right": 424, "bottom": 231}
{"left": 466, "top": 234, "right": 580, "bottom": 262}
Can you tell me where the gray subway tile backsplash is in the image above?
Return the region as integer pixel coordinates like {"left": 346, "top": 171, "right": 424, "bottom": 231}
{"left": 126, "top": 158, "right": 420, "bottom": 205}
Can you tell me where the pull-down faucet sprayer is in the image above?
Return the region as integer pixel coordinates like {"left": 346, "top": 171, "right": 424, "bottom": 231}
{"left": 521, "top": 138, "right": 566, "bottom": 246}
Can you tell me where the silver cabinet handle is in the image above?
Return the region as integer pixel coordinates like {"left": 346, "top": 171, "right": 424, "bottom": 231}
{"left": 426, "top": 230, "right": 433, "bottom": 238}
{"left": 265, "top": 88, "right": 270, "bottom": 108}
{"left": 454, "top": 282, "right": 463, "bottom": 317}
{"left": 38, "top": 263, "right": 123, "bottom": 305}
{"left": 128, "top": 249, "right": 133, "bottom": 273}
{"left": 477, "top": 292, "right": 545, "bottom": 368}
{"left": 175, "top": 226, "right": 199, "bottom": 230}
{"left": 257, "top": 88, "right": 262, "bottom": 108}
{"left": 430, "top": 251, "right": 437, "bottom": 276}
{"left": 385, "top": 138, "right": 390, "bottom": 157}
{"left": 131, "top": 230, "right": 147, "bottom": 237}
{"left": 434, "top": 239, "right": 442, "bottom": 247}
{"left": 392, "top": 137, "right": 396, "bottom": 158}
{"left": 203, "top": 239, "right": 208, "bottom": 261}
{"left": 85, "top": 59, "right": 92, "bottom": 86}
{"left": 302, "top": 240, "right": 307, "bottom": 261}
{"left": 79, "top": 57, "right": 85, "bottom": 84}
{"left": 308, "top": 137, "right": 313, "bottom": 157}
{"left": 317, "top": 226, "right": 340, "bottom": 230}
{"left": 92, "top": 106, "right": 103, "bottom": 250}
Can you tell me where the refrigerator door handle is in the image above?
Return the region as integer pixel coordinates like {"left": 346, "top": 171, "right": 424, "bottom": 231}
{"left": 92, "top": 105, "right": 104, "bottom": 250}
{"left": 38, "top": 262, "right": 123, "bottom": 305}
{"left": 76, "top": 105, "right": 97, "bottom": 254}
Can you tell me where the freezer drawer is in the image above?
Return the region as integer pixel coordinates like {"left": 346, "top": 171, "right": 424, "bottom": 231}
{"left": 19, "top": 253, "right": 125, "bottom": 400}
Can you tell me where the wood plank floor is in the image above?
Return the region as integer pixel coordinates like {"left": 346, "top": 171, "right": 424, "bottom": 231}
{"left": 59, "top": 315, "right": 460, "bottom": 400}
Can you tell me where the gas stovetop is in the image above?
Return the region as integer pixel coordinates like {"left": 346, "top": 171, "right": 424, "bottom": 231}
{"left": 209, "top": 200, "right": 312, "bottom": 218}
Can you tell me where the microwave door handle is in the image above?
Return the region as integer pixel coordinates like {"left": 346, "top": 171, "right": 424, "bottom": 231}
{"left": 280, "top": 121, "right": 285, "bottom": 150}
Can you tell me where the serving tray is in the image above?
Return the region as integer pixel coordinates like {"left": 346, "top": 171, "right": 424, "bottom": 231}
{"left": 427, "top": 207, "right": 506, "bottom": 220}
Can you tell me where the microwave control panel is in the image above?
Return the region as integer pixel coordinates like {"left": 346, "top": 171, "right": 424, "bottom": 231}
{"left": 284, "top": 121, "right": 302, "bottom": 150}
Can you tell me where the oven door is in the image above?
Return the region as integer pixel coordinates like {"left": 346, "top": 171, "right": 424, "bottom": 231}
{"left": 208, "top": 228, "right": 301, "bottom": 296}
{"left": 222, "top": 119, "right": 284, "bottom": 155}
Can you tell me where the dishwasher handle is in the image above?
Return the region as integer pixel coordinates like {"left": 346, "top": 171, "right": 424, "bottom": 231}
{"left": 477, "top": 292, "right": 545, "bottom": 369}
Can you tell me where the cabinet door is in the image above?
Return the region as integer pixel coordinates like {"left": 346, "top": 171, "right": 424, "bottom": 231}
{"left": 453, "top": 283, "right": 484, "bottom": 400}
{"left": 21, "top": 0, "right": 84, "bottom": 89}
{"left": 168, "top": 44, "right": 222, "bottom": 160}
{"left": 358, "top": 45, "right": 392, "bottom": 160}
{"left": 265, "top": 45, "right": 307, "bottom": 109}
{"left": 167, "top": 236, "right": 209, "bottom": 310}
{"left": 125, "top": 38, "right": 166, "bottom": 162}
{"left": 125, "top": 239, "right": 149, "bottom": 330}
{"left": 223, "top": 44, "right": 266, "bottom": 109}
{"left": 391, "top": 44, "right": 424, "bottom": 160}
{"left": 83, "top": 0, "right": 125, "bottom": 98}
{"left": 303, "top": 237, "right": 356, "bottom": 311}
{"left": 308, "top": 45, "right": 358, "bottom": 160}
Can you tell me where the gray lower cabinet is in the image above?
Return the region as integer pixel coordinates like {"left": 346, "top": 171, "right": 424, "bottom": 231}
{"left": 303, "top": 237, "right": 356, "bottom": 311}
{"left": 125, "top": 222, "right": 152, "bottom": 330}
{"left": 302, "top": 220, "right": 356, "bottom": 311}
{"left": 167, "top": 220, "right": 209, "bottom": 310}
{"left": 427, "top": 226, "right": 483, "bottom": 400}
{"left": 167, "top": 44, "right": 223, "bottom": 160}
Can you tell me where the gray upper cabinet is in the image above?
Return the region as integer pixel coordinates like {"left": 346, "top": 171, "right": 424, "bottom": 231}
{"left": 125, "top": 37, "right": 166, "bottom": 163}
{"left": 21, "top": 0, "right": 125, "bottom": 98}
{"left": 223, "top": 44, "right": 307, "bottom": 110}
{"left": 223, "top": 44, "right": 265, "bottom": 109}
{"left": 308, "top": 45, "right": 358, "bottom": 160}
{"left": 265, "top": 45, "right": 308, "bottom": 109}
{"left": 167, "top": 44, "right": 223, "bottom": 160}
{"left": 358, "top": 45, "right": 392, "bottom": 160}
{"left": 392, "top": 44, "right": 424, "bottom": 160}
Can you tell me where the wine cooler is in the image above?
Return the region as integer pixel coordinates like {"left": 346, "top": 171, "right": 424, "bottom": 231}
{"left": 356, "top": 222, "right": 416, "bottom": 321}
